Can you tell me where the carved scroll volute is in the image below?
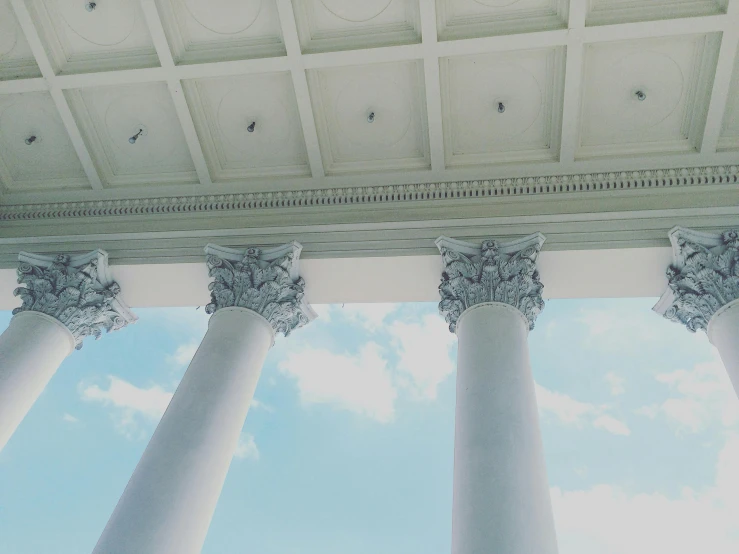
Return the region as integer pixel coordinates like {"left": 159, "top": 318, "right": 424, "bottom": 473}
{"left": 436, "top": 234, "right": 546, "bottom": 333}
{"left": 204, "top": 242, "right": 316, "bottom": 337}
{"left": 13, "top": 250, "right": 137, "bottom": 349}
{"left": 654, "top": 227, "right": 739, "bottom": 332}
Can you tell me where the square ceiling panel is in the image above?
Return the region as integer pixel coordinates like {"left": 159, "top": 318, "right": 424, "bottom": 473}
{"left": 26, "top": 0, "right": 158, "bottom": 74}
{"left": 308, "top": 60, "right": 430, "bottom": 174}
{"left": 718, "top": 42, "right": 739, "bottom": 152}
{"left": 292, "top": 0, "right": 421, "bottom": 54}
{"left": 0, "top": 0, "right": 41, "bottom": 80}
{"left": 441, "top": 47, "right": 565, "bottom": 167}
{"left": 436, "top": 0, "right": 568, "bottom": 41}
{"left": 155, "top": 0, "right": 285, "bottom": 65}
{"left": 65, "top": 82, "right": 197, "bottom": 187}
{"left": 0, "top": 92, "right": 88, "bottom": 191}
{"left": 577, "top": 33, "right": 721, "bottom": 160}
{"left": 586, "top": 0, "right": 726, "bottom": 26}
{"left": 183, "top": 72, "right": 310, "bottom": 181}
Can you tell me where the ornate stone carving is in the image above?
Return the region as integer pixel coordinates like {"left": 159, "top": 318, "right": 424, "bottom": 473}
{"left": 654, "top": 227, "right": 739, "bottom": 332}
{"left": 12, "top": 250, "right": 137, "bottom": 349}
{"left": 204, "top": 242, "right": 316, "bottom": 337}
{"left": 1, "top": 164, "right": 737, "bottom": 222}
{"left": 436, "top": 234, "right": 546, "bottom": 333}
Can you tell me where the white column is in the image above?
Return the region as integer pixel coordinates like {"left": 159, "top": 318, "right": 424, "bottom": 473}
{"left": 93, "top": 242, "right": 315, "bottom": 554}
{"left": 0, "top": 312, "right": 74, "bottom": 450}
{"left": 654, "top": 227, "right": 739, "bottom": 399}
{"left": 0, "top": 251, "right": 135, "bottom": 452}
{"left": 708, "top": 299, "right": 739, "bottom": 397}
{"left": 437, "top": 235, "right": 558, "bottom": 554}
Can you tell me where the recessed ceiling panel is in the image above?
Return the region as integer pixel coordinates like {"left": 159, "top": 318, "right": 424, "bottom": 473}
{"left": 436, "top": 0, "right": 568, "bottom": 41}
{"left": 719, "top": 43, "right": 739, "bottom": 152}
{"left": 292, "top": 0, "right": 421, "bottom": 53}
{"left": 27, "top": 0, "right": 158, "bottom": 74}
{"left": 0, "top": 92, "right": 88, "bottom": 191}
{"left": 183, "top": 72, "right": 310, "bottom": 181}
{"left": 0, "top": 0, "right": 41, "bottom": 80}
{"left": 308, "top": 60, "right": 430, "bottom": 174}
{"left": 65, "top": 82, "right": 197, "bottom": 187}
{"left": 577, "top": 34, "right": 721, "bottom": 160}
{"left": 441, "top": 47, "right": 565, "bottom": 167}
{"left": 155, "top": 0, "right": 285, "bottom": 65}
{"left": 586, "top": 0, "right": 726, "bottom": 26}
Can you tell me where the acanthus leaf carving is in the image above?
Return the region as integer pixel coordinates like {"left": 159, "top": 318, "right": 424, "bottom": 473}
{"left": 436, "top": 234, "right": 546, "bottom": 333}
{"left": 654, "top": 228, "right": 739, "bottom": 332}
{"left": 204, "top": 243, "right": 315, "bottom": 337}
{"left": 12, "top": 251, "right": 136, "bottom": 349}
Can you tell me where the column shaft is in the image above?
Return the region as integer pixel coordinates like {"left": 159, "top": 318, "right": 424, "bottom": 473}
{"left": 708, "top": 299, "right": 739, "bottom": 399}
{"left": 452, "top": 302, "right": 557, "bottom": 554}
{"left": 92, "top": 307, "right": 274, "bottom": 554}
{"left": 0, "top": 312, "right": 74, "bottom": 451}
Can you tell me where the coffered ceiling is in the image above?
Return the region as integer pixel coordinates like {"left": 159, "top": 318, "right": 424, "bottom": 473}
{"left": 0, "top": 0, "right": 738, "bottom": 203}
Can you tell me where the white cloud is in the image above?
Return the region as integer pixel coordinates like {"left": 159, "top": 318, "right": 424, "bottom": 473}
{"left": 151, "top": 308, "right": 210, "bottom": 338}
{"left": 551, "top": 436, "right": 739, "bottom": 554}
{"left": 278, "top": 343, "right": 397, "bottom": 423}
{"left": 310, "top": 304, "right": 332, "bottom": 323}
{"left": 62, "top": 413, "right": 79, "bottom": 423}
{"left": 337, "top": 303, "right": 398, "bottom": 332}
{"left": 167, "top": 341, "right": 199, "bottom": 368}
{"left": 637, "top": 359, "right": 739, "bottom": 433}
{"left": 593, "top": 415, "right": 631, "bottom": 436}
{"left": 80, "top": 377, "right": 173, "bottom": 438}
{"left": 536, "top": 383, "right": 598, "bottom": 424}
{"left": 250, "top": 398, "right": 274, "bottom": 413}
{"left": 575, "top": 307, "right": 703, "bottom": 353}
{"left": 535, "top": 383, "right": 630, "bottom": 436}
{"left": 233, "top": 433, "right": 259, "bottom": 461}
{"left": 634, "top": 405, "right": 660, "bottom": 419}
{"left": 605, "top": 372, "right": 626, "bottom": 396}
{"left": 389, "top": 314, "right": 456, "bottom": 399}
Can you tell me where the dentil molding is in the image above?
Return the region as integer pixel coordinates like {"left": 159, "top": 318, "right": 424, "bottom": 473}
{"left": 654, "top": 227, "right": 739, "bottom": 332}
{"left": 1, "top": 164, "right": 738, "bottom": 221}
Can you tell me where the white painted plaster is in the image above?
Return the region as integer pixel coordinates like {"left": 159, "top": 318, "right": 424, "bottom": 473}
{"left": 0, "top": 247, "right": 673, "bottom": 310}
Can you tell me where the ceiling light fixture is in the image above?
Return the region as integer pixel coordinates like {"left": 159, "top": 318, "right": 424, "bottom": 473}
{"left": 85, "top": 2, "right": 97, "bottom": 12}
{"left": 367, "top": 111, "right": 375, "bottom": 123}
{"left": 247, "top": 121, "right": 256, "bottom": 133}
{"left": 497, "top": 102, "right": 506, "bottom": 114}
{"left": 24, "top": 135, "right": 37, "bottom": 145}
{"left": 635, "top": 90, "right": 647, "bottom": 102}
{"left": 128, "top": 129, "right": 144, "bottom": 144}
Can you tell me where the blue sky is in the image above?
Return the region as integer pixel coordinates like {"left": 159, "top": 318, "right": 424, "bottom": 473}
{"left": 1, "top": 298, "right": 738, "bottom": 554}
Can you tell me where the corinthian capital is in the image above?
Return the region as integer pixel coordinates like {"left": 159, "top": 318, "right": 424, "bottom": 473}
{"left": 653, "top": 227, "right": 739, "bottom": 332}
{"left": 13, "top": 250, "right": 136, "bottom": 349}
{"left": 204, "top": 242, "right": 316, "bottom": 337}
{"left": 435, "top": 234, "right": 546, "bottom": 333}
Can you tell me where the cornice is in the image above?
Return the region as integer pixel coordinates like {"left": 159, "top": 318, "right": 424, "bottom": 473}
{"left": 1, "top": 165, "right": 737, "bottom": 222}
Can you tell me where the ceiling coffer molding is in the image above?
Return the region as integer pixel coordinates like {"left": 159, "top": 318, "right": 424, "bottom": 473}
{"left": 1, "top": 164, "right": 738, "bottom": 222}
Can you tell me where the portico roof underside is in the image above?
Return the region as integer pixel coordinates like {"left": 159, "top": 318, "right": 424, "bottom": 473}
{"left": 1, "top": 0, "right": 739, "bottom": 306}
